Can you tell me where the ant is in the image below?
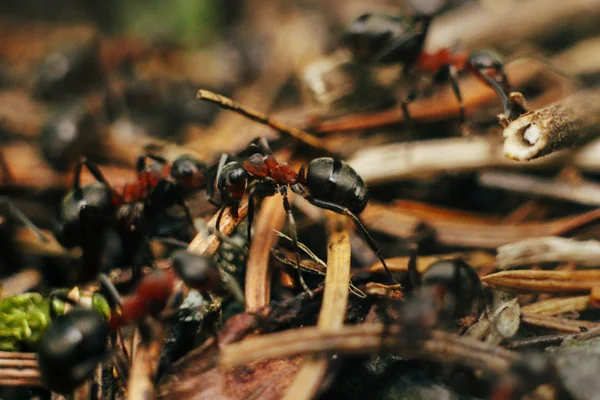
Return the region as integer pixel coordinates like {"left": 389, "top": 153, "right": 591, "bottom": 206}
{"left": 37, "top": 250, "right": 220, "bottom": 394}
{"left": 216, "top": 137, "right": 396, "bottom": 292}
{"left": 342, "top": 9, "right": 517, "bottom": 127}
{"left": 397, "top": 250, "right": 482, "bottom": 334}
{"left": 55, "top": 154, "right": 208, "bottom": 281}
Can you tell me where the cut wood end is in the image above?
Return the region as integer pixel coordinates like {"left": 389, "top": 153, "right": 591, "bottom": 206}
{"left": 503, "top": 113, "right": 547, "bottom": 161}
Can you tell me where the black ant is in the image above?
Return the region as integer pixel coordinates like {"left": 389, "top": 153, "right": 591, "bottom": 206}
{"left": 398, "top": 251, "right": 482, "bottom": 333}
{"left": 215, "top": 137, "right": 395, "bottom": 293}
{"left": 55, "top": 154, "right": 208, "bottom": 281}
{"left": 37, "top": 250, "right": 220, "bottom": 394}
{"left": 342, "top": 9, "right": 517, "bottom": 126}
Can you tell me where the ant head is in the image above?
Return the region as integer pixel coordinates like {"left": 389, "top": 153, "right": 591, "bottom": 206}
{"left": 37, "top": 308, "right": 109, "bottom": 394}
{"left": 217, "top": 162, "right": 248, "bottom": 203}
{"left": 420, "top": 259, "right": 481, "bottom": 319}
{"left": 56, "top": 182, "right": 113, "bottom": 248}
{"left": 171, "top": 155, "right": 207, "bottom": 190}
{"left": 343, "top": 12, "right": 424, "bottom": 65}
{"left": 468, "top": 50, "right": 504, "bottom": 72}
{"left": 171, "top": 250, "right": 220, "bottom": 292}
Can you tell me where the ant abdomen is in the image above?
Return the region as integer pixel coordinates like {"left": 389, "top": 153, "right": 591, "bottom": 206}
{"left": 37, "top": 308, "right": 109, "bottom": 394}
{"left": 301, "top": 157, "right": 368, "bottom": 215}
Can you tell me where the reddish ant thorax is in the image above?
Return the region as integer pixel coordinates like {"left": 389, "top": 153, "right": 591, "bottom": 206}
{"left": 271, "top": 164, "right": 297, "bottom": 185}
{"left": 109, "top": 269, "right": 177, "bottom": 331}
{"left": 415, "top": 48, "right": 469, "bottom": 75}
{"left": 243, "top": 154, "right": 270, "bottom": 178}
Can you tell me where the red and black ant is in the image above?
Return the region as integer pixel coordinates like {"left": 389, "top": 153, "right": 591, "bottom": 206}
{"left": 342, "top": 9, "right": 517, "bottom": 126}
{"left": 55, "top": 153, "right": 208, "bottom": 281}
{"left": 215, "top": 137, "right": 396, "bottom": 293}
{"left": 37, "top": 250, "right": 220, "bottom": 394}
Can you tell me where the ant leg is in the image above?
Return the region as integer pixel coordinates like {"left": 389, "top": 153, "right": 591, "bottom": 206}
{"left": 98, "top": 273, "right": 123, "bottom": 308}
{"left": 247, "top": 193, "right": 254, "bottom": 244}
{"left": 446, "top": 64, "right": 468, "bottom": 133}
{"left": 0, "top": 197, "right": 49, "bottom": 243}
{"left": 407, "top": 242, "right": 420, "bottom": 290}
{"left": 215, "top": 205, "right": 227, "bottom": 234}
{"left": 174, "top": 192, "right": 198, "bottom": 236}
{"left": 280, "top": 186, "right": 312, "bottom": 295}
{"left": 302, "top": 196, "right": 398, "bottom": 285}
{"left": 73, "top": 157, "right": 110, "bottom": 189}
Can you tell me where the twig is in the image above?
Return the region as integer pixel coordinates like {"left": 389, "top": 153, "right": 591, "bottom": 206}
{"left": 497, "top": 236, "right": 600, "bottom": 269}
{"left": 127, "top": 319, "right": 165, "bottom": 400}
{"left": 283, "top": 212, "right": 351, "bottom": 400}
{"left": 245, "top": 195, "right": 286, "bottom": 311}
{"left": 482, "top": 270, "right": 600, "bottom": 293}
{"left": 521, "top": 313, "right": 600, "bottom": 333}
{"left": 504, "top": 89, "right": 600, "bottom": 161}
{"left": 521, "top": 296, "right": 590, "bottom": 316}
{"left": 220, "top": 323, "right": 517, "bottom": 375}
{"left": 0, "top": 268, "right": 41, "bottom": 297}
{"left": 187, "top": 197, "right": 249, "bottom": 256}
{"left": 197, "top": 89, "right": 329, "bottom": 152}
{"left": 16, "top": 227, "right": 80, "bottom": 259}
{"left": 479, "top": 170, "right": 600, "bottom": 207}
{"left": 0, "top": 352, "right": 41, "bottom": 387}
{"left": 360, "top": 201, "right": 600, "bottom": 249}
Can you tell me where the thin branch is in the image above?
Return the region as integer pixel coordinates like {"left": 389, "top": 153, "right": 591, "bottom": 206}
{"left": 360, "top": 201, "right": 600, "bottom": 249}
{"left": 1, "top": 268, "right": 41, "bottom": 297}
{"left": 127, "top": 319, "right": 165, "bottom": 400}
{"left": 283, "top": 212, "right": 352, "bottom": 400}
{"left": 0, "top": 352, "right": 41, "bottom": 387}
{"left": 497, "top": 236, "right": 600, "bottom": 269}
{"left": 365, "top": 251, "right": 495, "bottom": 274}
{"left": 197, "top": 89, "right": 329, "bottom": 152}
{"left": 504, "top": 89, "right": 600, "bottom": 161}
{"left": 220, "top": 323, "right": 517, "bottom": 375}
{"left": 479, "top": 170, "right": 600, "bottom": 207}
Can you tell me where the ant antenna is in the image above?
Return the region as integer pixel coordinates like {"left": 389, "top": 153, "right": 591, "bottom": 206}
{"left": 196, "top": 89, "right": 328, "bottom": 151}
{"left": 0, "top": 197, "right": 50, "bottom": 243}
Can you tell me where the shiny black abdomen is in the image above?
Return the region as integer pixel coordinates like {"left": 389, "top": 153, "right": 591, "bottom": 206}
{"left": 304, "top": 157, "right": 368, "bottom": 215}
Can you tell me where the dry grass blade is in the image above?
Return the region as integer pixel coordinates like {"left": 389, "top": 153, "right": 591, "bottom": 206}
{"left": 220, "top": 323, "right": 517, "bottom": 375}
{"left": 504, "top": 89, "right": 600, "bottom": 161}
{"left": 245, "top": 195, "right": 286, "bottom": 311}
{"left": 521, "top": 313, "right": 600, "bottom": 333}
{"left": 283, "top": 212, "right": 351, "bottom": 400}
{"left": 482, "top": 270, "right": 600, "bottom": 293}
{"left": 521, "top": 296, "right": 590, "bottom": 316}
{"left": 197, "top": 89, "right": 328, "bottom": 151}
{"left": 497, "top": 236, "right": 600, "bottom": 268}
{"left": 360, "top": 201, "right": 600, "bottom": 249}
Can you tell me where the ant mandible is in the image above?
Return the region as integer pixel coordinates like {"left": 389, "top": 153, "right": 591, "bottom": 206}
{"left": 215, "top": 137, "right": 396, "bottom": 293}
{"left": 37, "top": 250, "right": 220, "bottom": 394}
{"left": 342, "top": 8, "right": 515, "bottom": 126}
{"left": 55, "top": 154, "right": 207, "bottom": 281}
